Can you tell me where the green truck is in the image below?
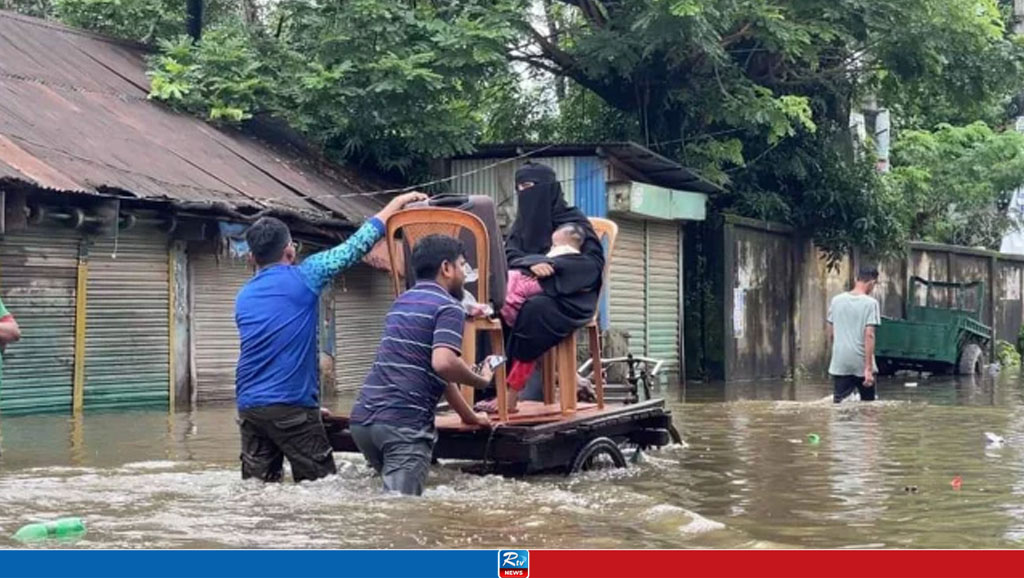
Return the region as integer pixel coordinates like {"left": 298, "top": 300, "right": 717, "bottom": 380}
{"left": 875, "top": 277, "right": 992, "bottom": 376}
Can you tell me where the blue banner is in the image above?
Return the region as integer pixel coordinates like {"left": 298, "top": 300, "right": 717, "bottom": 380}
{"left": 0, "top": 550, "right": 502, "bottom": 578}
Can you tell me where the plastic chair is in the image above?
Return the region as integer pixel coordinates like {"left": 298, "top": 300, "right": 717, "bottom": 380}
{"left": 542, "top": 217, "right": 618, "bottom": 415}
{"left": 384, "top": 208, "right": 511, "bottom": 422}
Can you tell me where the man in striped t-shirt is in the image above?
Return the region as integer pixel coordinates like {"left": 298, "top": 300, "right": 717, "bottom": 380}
{"left": 350, "top": 234, "right": 493, "bottom": 495}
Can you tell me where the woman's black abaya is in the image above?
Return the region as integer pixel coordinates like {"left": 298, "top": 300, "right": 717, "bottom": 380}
{"left": 504, "top": 163, "right": 605, "bottom": 362}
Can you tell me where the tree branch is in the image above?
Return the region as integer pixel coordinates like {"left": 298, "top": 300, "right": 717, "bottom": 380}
{"left": 508, "top": 54, "right": 565, "bottom": 77}
{"left": 720, "top": 22, "right": 753, "bottom": 48}
{"left": 553, "top": 0, "right": 607, "bottom": 29}
{"left": 525, "top": 25, "right": 578, "bottom": 74}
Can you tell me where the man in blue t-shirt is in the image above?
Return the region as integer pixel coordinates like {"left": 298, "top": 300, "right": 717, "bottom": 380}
{"left": 350, "top": 234, "right": 494, "bottom": 495}
{"left": 234, "top": 191, "right": 424, "bottom": 483}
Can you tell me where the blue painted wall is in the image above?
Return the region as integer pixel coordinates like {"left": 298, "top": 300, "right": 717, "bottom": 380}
{"left": 574, "top": 156, "right": 611, "bottom": 330}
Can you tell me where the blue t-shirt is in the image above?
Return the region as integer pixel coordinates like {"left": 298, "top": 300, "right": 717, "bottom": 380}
{"left": 234, "top": 218, "right": 384, "bottom": 410}
{"left": 350, "top": 281, "right": 466, "bottom": 430}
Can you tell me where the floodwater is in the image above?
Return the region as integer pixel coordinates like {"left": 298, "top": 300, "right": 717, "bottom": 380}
{"left": 2, "top": 375, "right": 1024, "bottom": 549}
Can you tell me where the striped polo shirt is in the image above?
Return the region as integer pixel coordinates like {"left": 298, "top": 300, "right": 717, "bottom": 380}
{"left": 350, "top": 281, "right": 465, "bottom": 430}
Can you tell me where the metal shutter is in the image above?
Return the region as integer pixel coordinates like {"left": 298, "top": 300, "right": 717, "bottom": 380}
{"left": 192, "top": 251, "right": 252, "bottom": 404}
{"left": 334, "top": 264, "right": 393, "bottom": 392}
{"left": 646, "top": 222, "right": 681, "bottom": 373}
{"left": 84, "top": 228, "right": 170, "bottom": 410}
{"left": 609, "top": 219, "right": 646, "bottom": 356}
{"left": 0, "top": 227, "right": 81, "bottom": 414}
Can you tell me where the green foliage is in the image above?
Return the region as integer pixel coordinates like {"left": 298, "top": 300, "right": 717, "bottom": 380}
{"left": 145, "top": 0, "right": 520, "bottom": 175}
{"left": 2, "top": 0, "right": 54, "bottom": 18}
{"left": 997, "top": 339, "right": 1021, "bottom": 368}
{"left": 510, "top": 0, "right": 1024, "bottom": 256}
{"left": 54, "top": 0, "right": 182, "bottom": 43}
{"left": 149, "top": 27, "right": 265, "bottom": 123}
{"left": 885, "top": 122, "right": 1024, "bottom": 248}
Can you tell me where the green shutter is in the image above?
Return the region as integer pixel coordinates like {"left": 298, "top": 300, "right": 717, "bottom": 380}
{"left": 0, "top": 227, "right": 81, "bottom": 414}
{"left": 609, "top": 219, "right": 646, "bottom": 356}
{"left": 334, "top": 264, "right": 393, "bottom": 392}
{"left": 645, "top": 221, "right": 681, "bottom": 374}
{"left": 84, "top": 228, "right": 170, "bottom": 410}
{"left": 192, "top": 251, "right": 251, "bottom": 404}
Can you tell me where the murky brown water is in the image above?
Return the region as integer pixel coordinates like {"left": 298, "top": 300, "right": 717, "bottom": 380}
{"left": 2, "top": 374, "right": 1024, "bottom": 549}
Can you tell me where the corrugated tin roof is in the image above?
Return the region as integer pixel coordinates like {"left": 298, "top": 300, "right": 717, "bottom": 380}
{"left": 451, "top": 142, "right": 723, "bottom": 195}
{"left": 0, "top": 11, "right": 389, "bottom": 225}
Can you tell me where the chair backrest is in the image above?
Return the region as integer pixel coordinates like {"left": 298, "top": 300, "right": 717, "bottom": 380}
{"left": 588, "top": 217, "right": 618, "bottom": 323}
{"left": 385, "top": 208, "right": 491, "bottom": 302}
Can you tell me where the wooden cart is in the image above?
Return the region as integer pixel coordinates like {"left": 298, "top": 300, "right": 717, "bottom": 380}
{"left": 325, "top": 399, "right": 680, "bottom": 475}
{"left": 327, "top": 205, "right": 682, "bottom": 475}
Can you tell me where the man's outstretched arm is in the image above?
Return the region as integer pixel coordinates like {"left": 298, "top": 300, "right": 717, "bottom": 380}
{"left": 298, "top": 192, "right": 426, "bottom": 292}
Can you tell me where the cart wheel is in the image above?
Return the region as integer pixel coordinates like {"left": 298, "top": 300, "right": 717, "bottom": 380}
{"left": 569, "top": 437, "right": 627, "bottom": 474}
{"left": 957, "top": 343, "right": 986, "bottom": 375}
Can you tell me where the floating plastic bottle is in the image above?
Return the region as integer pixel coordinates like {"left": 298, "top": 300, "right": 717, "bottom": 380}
{"left": 12, "top": 518, "right": 86, "bottom": 543}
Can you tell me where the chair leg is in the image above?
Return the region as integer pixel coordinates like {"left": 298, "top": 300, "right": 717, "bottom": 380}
{"left": 460, "top": 324, "right": 476, "bottom": 406}
{"left": 588, "top": 324, "right": 604, "bottom": 409}
{"left": 542, "top": 350, "right": 555, "bottom": 405}
{"left": 488, "top": 329, "right": 508, "bottom": 423}
{"left": 558, "top": 336, "right": 577, "bottom": 415}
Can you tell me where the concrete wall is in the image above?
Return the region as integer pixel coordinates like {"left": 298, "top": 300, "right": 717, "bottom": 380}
{"left": 687, "top": 217, "right": 1024, "bottom": 382}
{"left": 794, "top": 240, "right": 853, "bottom": 377}
{"left": 724, "top": 217, "right": 795, "bottom": 381}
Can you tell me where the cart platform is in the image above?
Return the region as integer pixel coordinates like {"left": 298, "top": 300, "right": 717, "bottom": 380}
{"left": 323, "top": 398, "right": 679, "bottom": 475}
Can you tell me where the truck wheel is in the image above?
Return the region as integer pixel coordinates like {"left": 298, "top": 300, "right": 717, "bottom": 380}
{"left": 958, "top": 343, "right": 986, "bottom": 375}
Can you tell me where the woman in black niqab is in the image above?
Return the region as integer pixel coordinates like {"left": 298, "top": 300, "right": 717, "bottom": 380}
{"left": 502, "top": 162, "right": 605, "bottom": 392}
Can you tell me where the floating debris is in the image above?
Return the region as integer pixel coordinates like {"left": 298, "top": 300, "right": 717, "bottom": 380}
{"left": 13, "top": 518, "right": 86, "bottom": 543}
{"left": 985, "top": 432, "right": 1005, "bottom": 448}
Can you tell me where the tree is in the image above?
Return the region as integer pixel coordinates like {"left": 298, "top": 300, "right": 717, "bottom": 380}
{"left": 506, "top": 0, "right": 1024, "bottom": 259}
{"left": 147, "top": 0, "right": 519, "bottom": 175}
{"left": 886, "top": 122, "right": 1024, "bottom": 248}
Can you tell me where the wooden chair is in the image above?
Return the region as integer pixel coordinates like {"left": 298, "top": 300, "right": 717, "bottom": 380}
{"left": 384, "top": 208, "right": 511, "bottom": 423}
{"left": 542, "top": 218, "right": 618, "bottom": 415}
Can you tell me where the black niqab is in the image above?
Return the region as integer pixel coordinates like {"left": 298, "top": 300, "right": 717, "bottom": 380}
{"left": 504, "top": 162, "right": 606, "bottom": 362}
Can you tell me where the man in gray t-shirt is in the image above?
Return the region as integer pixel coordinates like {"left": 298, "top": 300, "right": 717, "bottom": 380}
{"left": 827, "top": 267, "right": 881, "bottom": 403}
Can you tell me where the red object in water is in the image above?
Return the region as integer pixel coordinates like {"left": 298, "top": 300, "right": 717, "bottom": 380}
{"left": 951, "top": 475, "right": 963, "bottom": 490}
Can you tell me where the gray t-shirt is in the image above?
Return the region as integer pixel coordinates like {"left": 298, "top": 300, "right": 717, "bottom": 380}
{"left": 828, "top": 292, "right": 881, "bottom": 377}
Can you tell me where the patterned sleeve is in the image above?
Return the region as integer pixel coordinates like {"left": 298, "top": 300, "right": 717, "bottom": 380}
{"left": 432, "top": 304, "right": 465, "bottom": 355}
{"left": 297, "top": 217, "right": 385, "bottom": 293}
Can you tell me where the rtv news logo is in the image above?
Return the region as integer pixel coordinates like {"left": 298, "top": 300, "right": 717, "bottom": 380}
{"left": 498, "top": 549, "right": 529, "bottom": 578}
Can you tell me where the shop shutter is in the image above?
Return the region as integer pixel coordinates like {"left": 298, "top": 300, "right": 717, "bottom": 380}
{"left": 84, "top": 228, "right": 170, "bottom": 410}
{"left": 192, "top": 251, "right": 252, "bottom": 404}
{"left": 608, "top": 219, "right": 646, "bottom": 356}
{"left": 0, "top": 227, "right": 81, "bottom": 414}
{"left": 645, "top": 222, "right": 681, "bottom": 373}
{"left": 334, "top": 264, "right": 394, "bottom": 392}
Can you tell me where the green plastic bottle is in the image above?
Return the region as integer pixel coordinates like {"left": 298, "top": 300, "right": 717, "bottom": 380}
{"left": 12, "top": 518, "right": 86, "bottom": 543}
